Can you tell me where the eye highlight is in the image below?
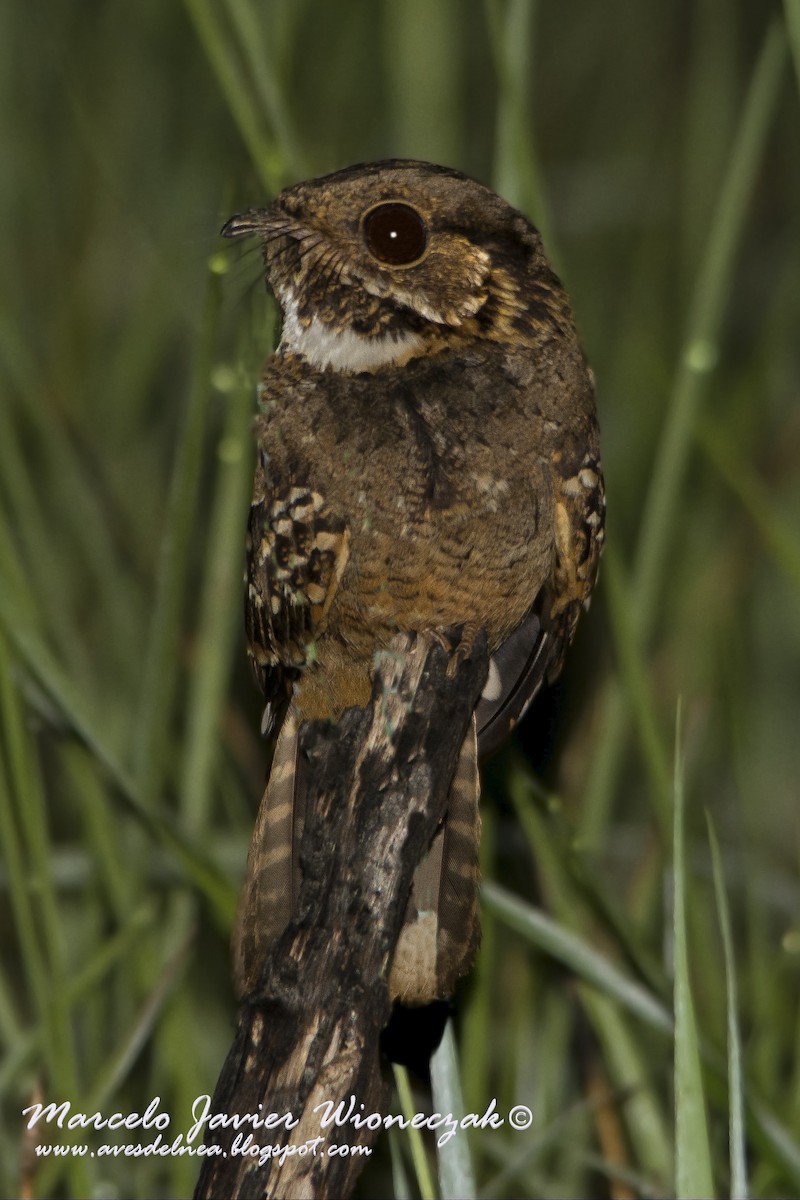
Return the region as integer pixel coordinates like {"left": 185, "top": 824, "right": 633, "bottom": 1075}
{"left": 362, "top": 202, "right": 428, "bottom": 266}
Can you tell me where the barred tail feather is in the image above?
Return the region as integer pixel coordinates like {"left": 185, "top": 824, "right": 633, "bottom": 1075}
{"left": 232, "top": 709, "right": 300, "bottom": 998}
{"left": 436, "top": 715, "right": 481, "bottom": 994}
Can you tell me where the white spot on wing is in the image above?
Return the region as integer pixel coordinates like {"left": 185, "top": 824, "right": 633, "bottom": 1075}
{"left": 481, "top": 658, "right": 503, "bottom": 702}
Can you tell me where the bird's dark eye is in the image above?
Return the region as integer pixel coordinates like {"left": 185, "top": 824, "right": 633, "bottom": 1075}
{"left": 362, "top": 202, "right": 428, "bottom": 266}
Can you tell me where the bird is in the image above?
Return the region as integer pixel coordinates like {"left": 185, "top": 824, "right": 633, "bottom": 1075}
{"left": 222, "top": 159, "right": 604, "bottom": 1007}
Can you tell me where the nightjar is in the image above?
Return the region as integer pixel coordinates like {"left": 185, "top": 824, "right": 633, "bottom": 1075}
{"left": 222, "top": 159, "right": 604, "bottom": 1005}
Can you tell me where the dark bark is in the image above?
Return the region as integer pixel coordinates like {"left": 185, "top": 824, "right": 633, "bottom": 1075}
{"left": 193, "top": 629, "right": 488, "bottom": 1200}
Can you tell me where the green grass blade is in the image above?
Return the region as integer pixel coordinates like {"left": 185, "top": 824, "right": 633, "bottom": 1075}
{"left": 698, "top": 418, "right": 800, "bottom": 596}
{"left": 582, "top": 17, "right": 788, "bottom": 837}
{"left": 389, "top": 1127, "right": 413, "bottom": 1200}
{"left": 746, "top": 1095, "right": 800, "bottom": 1183}
{"left": 785, "top": 0, "right": 800, "bottom": 90}
{"left": 224, "top": 0, "right": 307, "bottom": 178}
{"left": 0, "top": 667, "right": 50, "bottom": 1035}
{"left": 484, "top": 0, "right": 555, "bottom": 254}
{"left": 383, "top": 0, "right": 464, "bottom": 164}
{"left": 0, "top": 633, "right": 90, "bottom": 1198}
{"left": 64, "top": 742, "right": 134, "bottom": 924}
{"left": 0, "top": 902, "right": 157, "bottom": 1100}
{"left": 0, "top": 606, "right": 236, "bottom": 924}
{"left": 631, "top": 18, "right": 786, "bottom": 633}
{"left": 393, "top": 1063, "right": 438, "bottom": 1200}
{"left": 178, "top": 362, "right": 253, "bottom": 835}
{"left": 430, "top": 1019, "right": 476, "bottom": 1200}
{"left": 601, "top": 543, "right": 672, "bottom": 827}
{"left": 482, "top": 881, "right": 672, "bottom": 1034}
{"left": 707, "top": 814, "right": 748, "bottom": 1200}
{"left": 579, "top": 987, "right": 673, "bottom": 1186}
{"left": 183, "top": 0, "right": 284, "bottom": 192}
{"left": 672, "top": 709, "right": 714, "bottom": 1199}
{"left": 132, "top": 265, "right": 222, "bottom": 812}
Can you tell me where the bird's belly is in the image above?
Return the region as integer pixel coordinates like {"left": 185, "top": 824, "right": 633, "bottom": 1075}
{"left": 336, "top": 498, "right": 551, "bottom": 652}
{"left": 295, "top": 501, "right": 550, "bottom": 721}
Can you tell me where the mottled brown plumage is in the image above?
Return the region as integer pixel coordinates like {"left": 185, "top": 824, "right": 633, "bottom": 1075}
{"left": 224, "top": 159, "right": 604, "bottom": 1004}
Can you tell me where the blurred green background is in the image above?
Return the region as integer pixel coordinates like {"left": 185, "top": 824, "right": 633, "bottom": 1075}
{"left": 1, "top": 1, "right": 799, "bottom": 1197}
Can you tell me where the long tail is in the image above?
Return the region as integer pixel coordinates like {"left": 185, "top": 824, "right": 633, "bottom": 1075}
{"left": 233, "top": 710, "right": 481, "bottom": 1004}
{"left": 232, "top": 710, "right": 299, "bottom": 997}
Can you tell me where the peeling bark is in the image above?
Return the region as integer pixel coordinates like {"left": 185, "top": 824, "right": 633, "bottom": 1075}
{"left": 193, "top": 629, "right": 488, "bottom": 1200}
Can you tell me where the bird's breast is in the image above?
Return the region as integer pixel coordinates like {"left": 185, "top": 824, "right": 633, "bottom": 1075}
{"left": 260, "top": 347, "right": 557, "bottom": 665}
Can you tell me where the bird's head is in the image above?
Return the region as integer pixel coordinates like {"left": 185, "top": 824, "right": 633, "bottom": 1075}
{"left": 222, "top": 159, "right": 572, "bottom": 374}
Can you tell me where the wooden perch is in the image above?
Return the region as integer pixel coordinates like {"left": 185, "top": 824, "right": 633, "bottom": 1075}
{"left": 193, "top": 628, "right": 489, "bottom": 1200}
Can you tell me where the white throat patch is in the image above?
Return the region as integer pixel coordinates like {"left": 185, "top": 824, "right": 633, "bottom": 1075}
{"left": 278, "top": 295, "right": 424, "bottom": 374}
